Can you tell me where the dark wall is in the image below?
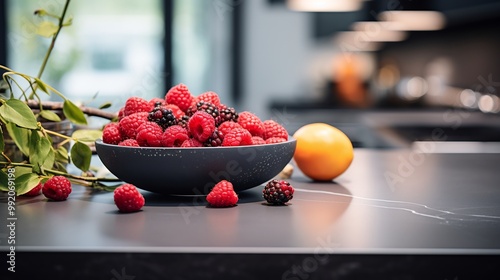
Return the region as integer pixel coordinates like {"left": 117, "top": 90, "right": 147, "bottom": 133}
{"left": 377, "top": 16, "right": 500, "bottom": 91}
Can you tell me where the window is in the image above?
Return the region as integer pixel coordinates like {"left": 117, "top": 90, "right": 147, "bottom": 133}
{"left": 6, "top": 0, "right": 165, "bottom": 115}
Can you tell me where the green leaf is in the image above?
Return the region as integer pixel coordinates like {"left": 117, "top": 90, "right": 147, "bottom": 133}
{"left": 5, "top": 122, "right": 31, "bottom": 156}
{"left": 55, "top": 146, "right": 69, "bottom": 164}
{"left": 15, "top": 173, "right": 41, "bottom": 196}
{"left": 34, "top": 78, "right": 50, "bottom": 94}
{"left": 39, "top": 110, "right": 61, "bottom": 122}
{"left": 0, "top": 99, "right": 38, "bottom": 129}
{"left": 63, "top": 100, "right": 87, "bottom": 125}
{"left": 98, "top": 102, "right": 112, "bottom": 109}
{"left": 0, "top": 169, "right": 9, "bottom": 192}
{"left": 28, "top": 131, "right": 51, "bottom": 169}
{"left": 54, "top": 162, "right": 68, "bottom": 173}
{"left": 42, "top": 147, "right": 56, "bottom": 170}
{"left": 36, "top": 21, "right": 58, "bottom": 38}
{"left": 72, "top": 129, "right": 102, "bottom": 144}
{"left": 71, "top": 141, "right": 91, "bottom": 172}
{"left": 0, "top": 126, "right": 4, "bottom": 152}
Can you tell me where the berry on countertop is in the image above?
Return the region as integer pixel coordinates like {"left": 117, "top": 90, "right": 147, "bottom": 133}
{"left": 188, "top": 111, "right": 216, "bottom": 142}
{"left": 113, "top": 184, "right": 145, "bottom": 213}
{"left": 102, "top": 122, "right": 122, "bottom": 145}
{"left": 195, "top": 91, "right": 221, "bottom": 108}
{"left": 148, "top": 107, "right": 177, "bottom": 129}
{"left": 118, "top": 139, "right": 140, "bottom": 147}
{"left": 42, "top": 176, "right": 72, "bottom": 201}
{"left": 265, "top": 137, "right": 287, "bottom": 144}
{"left": 238, "top": 111, "right": 265, "bottom": 137}
{"left": 222, "top": 128, "right": 252, "bottom": 146}
{"left": 123, "top": 97, "right": 152, "bottom": 116}
{"left": 206, "top": 180, "right": 238, "bottom": 207}
{"left": 161, "top": 125, "right": 190, "bottom": 147}
{"left": 117, "top": 107, "right": 125, "bottom": 120}
{"left": 119, "top": 112, "right": 149, "bottom": 139}
{"left": 166, "top": 83, "right": 193, "bottom": 112}
{"left": 263, "top": 120, "right": 288, "bottom": 140}
{"left": 23, "top": 183, "right": 42, "bottom": 197}
{"left": 263, "top": 179, "right": 294, "bottom": 205}
{"left": 136, "top": 122, "right": 163, "bottom": 147}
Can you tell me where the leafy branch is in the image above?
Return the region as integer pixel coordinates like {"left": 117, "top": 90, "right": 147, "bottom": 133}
{"left": 0, "top": 0, "right": 119, "bottom": 195}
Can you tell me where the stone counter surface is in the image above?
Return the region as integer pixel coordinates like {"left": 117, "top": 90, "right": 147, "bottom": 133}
{"left": 1, "top": 149, "right": 500, "bottom": 279}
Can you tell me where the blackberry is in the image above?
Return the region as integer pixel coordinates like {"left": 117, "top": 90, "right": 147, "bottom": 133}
{"left": 148, "top": 107, "right": 177, "bottom": 129}
{"left": 195, "top": 101, "right": 219, "bottom": 119}
{"left": 204, "top": 129, "right": 224, "bottom": 147}
{"left": 177, "top": 115, "right": 190, "bottom": 129}
{"left": 263, "top": 179, "right": 294, "bottom": 205}
{"left": 217, "top": 107, "right": 238, "bottom": 125}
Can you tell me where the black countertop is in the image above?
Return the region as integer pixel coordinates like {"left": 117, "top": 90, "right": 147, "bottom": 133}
{"left": 2, "top": 149, "right": 500, "bottom": 279}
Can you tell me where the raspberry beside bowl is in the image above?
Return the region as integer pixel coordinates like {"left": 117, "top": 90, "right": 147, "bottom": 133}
{"left": 95, "top": 138, "right": 296, "bottom": 195}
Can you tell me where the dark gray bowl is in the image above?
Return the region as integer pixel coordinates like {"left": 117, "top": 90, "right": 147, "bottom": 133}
{"left": 95, "top": 138, "right": 296, "bottom": 195}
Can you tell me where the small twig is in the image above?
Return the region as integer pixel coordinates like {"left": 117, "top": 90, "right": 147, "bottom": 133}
{"left": 26, "top": 100, "right": 117, "bottom": 120}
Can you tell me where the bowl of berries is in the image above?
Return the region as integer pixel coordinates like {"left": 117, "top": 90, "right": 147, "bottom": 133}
{"left": 95, "top": 84, "right": 295, "bottom": 195}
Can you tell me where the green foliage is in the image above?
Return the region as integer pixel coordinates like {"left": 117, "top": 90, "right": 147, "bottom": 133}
{"left": 0, "top": 99, "right": 38, "bottom": 129}
{"left": 70, "top": 141, "right": 92, "bottom": 172}
{"left": 63, "top": 100, "right": 87, "bottom": 125}
{"left": 0, "top": 0, "right": 121, "bottom": 194}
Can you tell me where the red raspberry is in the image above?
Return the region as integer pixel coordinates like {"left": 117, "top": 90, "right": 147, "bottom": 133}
{"left": 164, "top": 104, "right": 185, "bottom": 119}
{"left": 161, "top": 125, "right": 189, "bottom": 147}
{"left": 222, "top": 128, "right": 252, "bottom": 146}
{"left": 265, "top": 137, "right": 287, "bottom": 144}
{"left": 23, "top": 183, "right": 42, "bottom": 197}
{"left": 188, "top": 111, "right": 216, "bottom": 142}
{"left": 102, "top": 122, "right": 122, "bottom": 145}
{"left": 113, "top": 184, "right": 145, "bottom": 213}
{"left": 181, "top": 138, "right": 203, "bottom": 147}
{"left": 218, "top": 121, "right": 242, "bottom": 136}
{"left": 118, "top": 139, "right": 140, "bottom": 147}
{"left": 117, "top": 107, "right": 125, "bottom": 120}
{"left": 165, "top": 83, "right": 193, "bottom": 112}
{"left": 263, "top": 120, "right": 288, "bottom": 140}
{"left": 251, "top": 136, "right": 266, "bottom": 145}
{"left": 238, "top": 111, "right": 265, "bottom": 137}
{"left": 195, "top": 91, "right": 221, "bottom": 108}
{"left": 206, "top": 180, "right": 238, "bottom": 207}
{"left": 119, "top": 112, "right": 149, "bottom": 139}
{"left": 123, "top": 97, "right": 152, "bottom": 116}
{"left": 136, "top": 122, "right": 163, "bottom": 147}
{"left": 42, "top": 176, "right": 72, "bottom": 201}
{"left": 149, "top": 97, "right": 166, "bottom": 108}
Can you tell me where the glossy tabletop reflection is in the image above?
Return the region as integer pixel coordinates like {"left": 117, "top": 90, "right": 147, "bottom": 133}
{"left": 2, "top": 149, "right": 500, "bottom": 254}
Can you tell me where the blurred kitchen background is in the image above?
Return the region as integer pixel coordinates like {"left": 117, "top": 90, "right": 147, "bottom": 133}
{"left": 1, "top": 0, "right": 500, "bottom": 148}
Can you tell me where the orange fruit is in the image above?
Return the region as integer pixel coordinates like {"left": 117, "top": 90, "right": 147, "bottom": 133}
{"left": 293, "top": 123, "right": 353, "bottom": 181}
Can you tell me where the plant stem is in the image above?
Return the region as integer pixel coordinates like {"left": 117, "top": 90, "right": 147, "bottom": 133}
{"left": 0, "top": 161, "right": 122, "bottom": 182}
{"left": 36, "top": 0, "right": 71, "bottom": 80}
